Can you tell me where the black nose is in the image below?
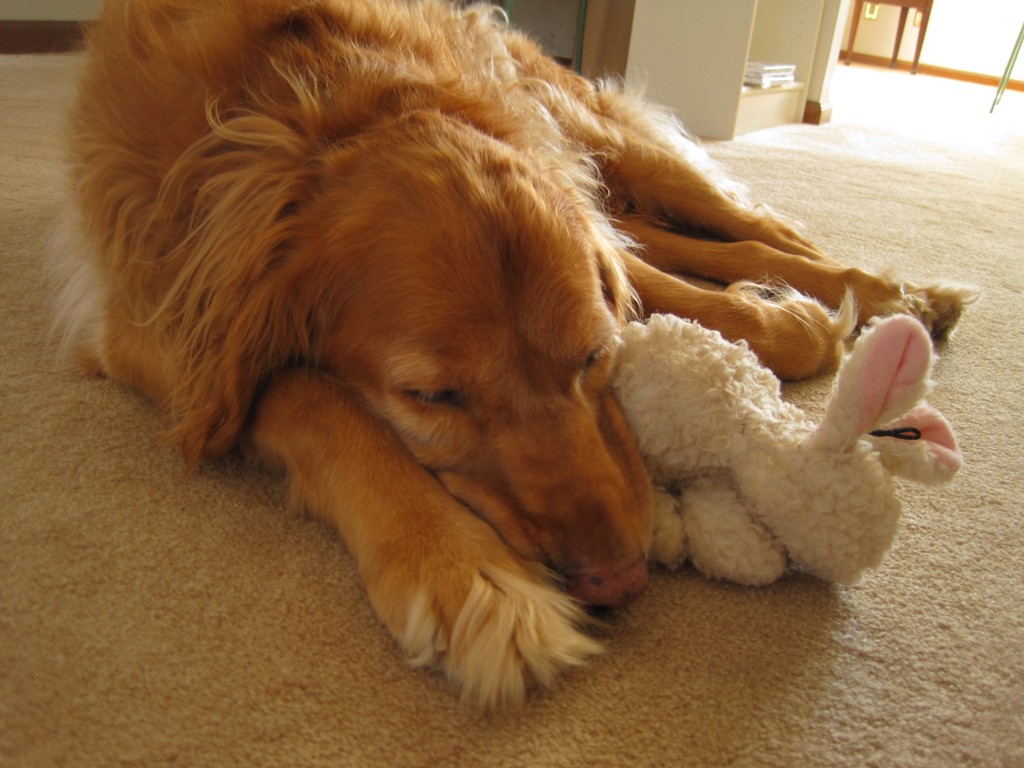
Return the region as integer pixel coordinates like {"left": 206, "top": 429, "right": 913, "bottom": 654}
{"left": 565, "top": 556, "right": 649, "bottom": 607}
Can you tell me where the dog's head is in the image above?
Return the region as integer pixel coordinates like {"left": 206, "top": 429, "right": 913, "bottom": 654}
{"left": 171, "top": 111, "right": 652, "bottom": 606}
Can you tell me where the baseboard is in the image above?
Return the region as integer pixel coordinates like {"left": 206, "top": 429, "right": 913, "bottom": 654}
{"left": 0, "top": 21, "right": 86, "bottom": 54}
{"left": 840, "top": 51, "right": 1024, "bottom": 93}
{"left": 803, "top": 99, "right": 832, "bottom": 125}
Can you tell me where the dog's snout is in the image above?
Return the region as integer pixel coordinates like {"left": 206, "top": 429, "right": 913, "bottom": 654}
{"left": 565, "top": 555, "right": 648, "bottom": 608}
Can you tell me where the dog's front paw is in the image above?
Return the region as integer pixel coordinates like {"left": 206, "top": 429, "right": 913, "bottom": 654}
{"left": 366, "top": 519, "right": 601, "bottom": 710}
{"left": 402, "top": 562, "right": 602, "bottom": 709}
{"left": 900, "top": 281, "right": 980, "bottom": 340}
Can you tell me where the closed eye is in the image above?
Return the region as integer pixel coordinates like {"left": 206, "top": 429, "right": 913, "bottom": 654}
{"left": 404, "top": 388, "right": 466, "bottom": 409}
{"left": 582, "top": 345, "right": 610, "bottom": 372}
{"left": 576, "top": 344, "right": 615, "bottom": 390}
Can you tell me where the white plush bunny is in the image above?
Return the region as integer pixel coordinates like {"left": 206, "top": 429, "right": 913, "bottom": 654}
{"left": 613, "top": 313, "right": 962, "bottom": 586}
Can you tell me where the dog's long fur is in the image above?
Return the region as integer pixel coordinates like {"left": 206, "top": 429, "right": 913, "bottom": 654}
{"left": 54, "top": 0, "right": 975, "bottom": 708}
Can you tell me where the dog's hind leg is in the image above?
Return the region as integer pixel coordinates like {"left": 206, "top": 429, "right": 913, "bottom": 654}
{"left": 620, "top": 250, "right": 854, "bottom": 380}
{"left": 617, "top": 216, "right": 911, "bottom": 327}
{"left": 615, "top": 213, "right": 976, "bottom": 340}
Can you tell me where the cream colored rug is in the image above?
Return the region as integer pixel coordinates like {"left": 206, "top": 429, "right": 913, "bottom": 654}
{"left": 3, "top": 54, "right": 1022, "bottom": 767}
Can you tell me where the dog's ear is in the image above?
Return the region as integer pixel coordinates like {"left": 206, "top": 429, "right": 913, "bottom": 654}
{"left": 157, "top": 110, "right": 323, "bottom": 468}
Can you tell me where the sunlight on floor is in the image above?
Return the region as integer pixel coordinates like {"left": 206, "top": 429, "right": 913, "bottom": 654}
{"left": 828, "top": 64, "right": 1024, "bottom": 148}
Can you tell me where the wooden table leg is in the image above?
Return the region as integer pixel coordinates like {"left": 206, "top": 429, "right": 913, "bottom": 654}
{"left": 910, "top": 0, "right": 933, "bottom": 74}
{"left": 891, "top": 6, "right": 909, "bottom": 68}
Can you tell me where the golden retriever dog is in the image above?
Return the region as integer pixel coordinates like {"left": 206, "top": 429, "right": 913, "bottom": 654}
{"left": 53, "top": 0, "right": 974, "bottom": 708}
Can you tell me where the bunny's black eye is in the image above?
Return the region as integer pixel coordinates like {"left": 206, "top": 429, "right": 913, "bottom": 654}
{"left": 870, "top": 426, "right": 922, "bottom": 440}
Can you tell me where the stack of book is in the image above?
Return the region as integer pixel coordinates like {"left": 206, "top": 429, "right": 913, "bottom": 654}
{"left": 744, "top": 61, "right": 796, "bottom": 89}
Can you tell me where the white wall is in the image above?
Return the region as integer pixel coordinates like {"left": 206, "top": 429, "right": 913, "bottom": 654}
{"left": 581, "top": 0, "right": 636, "bottom": 79}
{"left": 844, "top": 0, "right": 1022, "bottom": 78}
{"left": 1, "top": 1, "right": 100, "bottom": 20}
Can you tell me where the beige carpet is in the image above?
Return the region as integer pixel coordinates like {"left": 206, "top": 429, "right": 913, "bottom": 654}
{"left": 3, "top": 54, "right": 1023, "bottom": 767}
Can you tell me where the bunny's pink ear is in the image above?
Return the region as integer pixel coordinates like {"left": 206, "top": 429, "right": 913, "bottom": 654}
{"left": 855, "top": 315, "right": 933, "bottom": 434}
{"left": 813, "top": 315, "right": 936, "bottom": 451}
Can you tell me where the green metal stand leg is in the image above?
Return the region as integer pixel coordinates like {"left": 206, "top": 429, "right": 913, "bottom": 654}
{"left": 991, "top": 20, "right": 1024, "bottom": 113}
{"left": 573, "top": 0, "right": 587, "bottom": 73}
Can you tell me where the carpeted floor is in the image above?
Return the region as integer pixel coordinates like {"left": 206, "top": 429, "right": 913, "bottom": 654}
{"left": 2, "top": 54, "right": 1022, "bottom": 767}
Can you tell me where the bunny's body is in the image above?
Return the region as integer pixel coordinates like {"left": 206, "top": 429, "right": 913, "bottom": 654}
{"left": 614, "top": 314, "right": 961, "bottom": 586}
